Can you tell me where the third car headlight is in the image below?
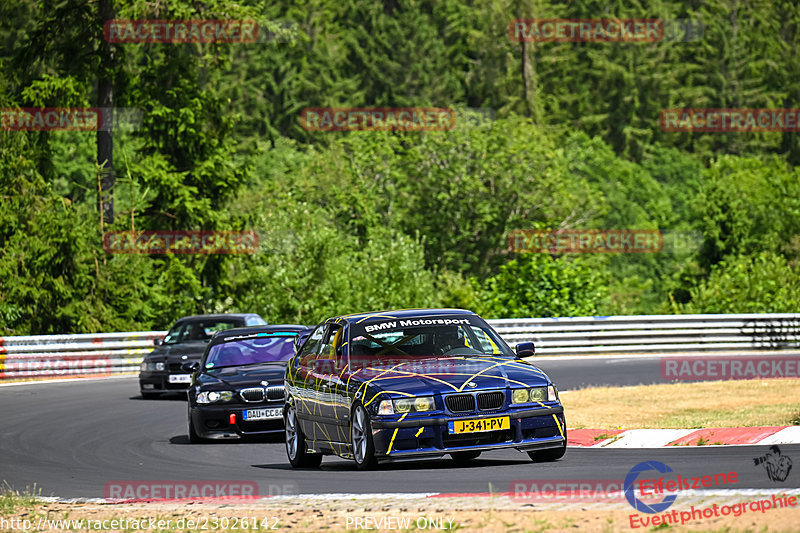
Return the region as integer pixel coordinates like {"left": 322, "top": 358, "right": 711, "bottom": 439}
{"left": 196, "top": 390, "right": 234, "bottom": 404}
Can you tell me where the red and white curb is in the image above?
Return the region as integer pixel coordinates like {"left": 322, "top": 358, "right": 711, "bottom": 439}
{"left": 569, "top": 426, "right": 800, "bottom": 447}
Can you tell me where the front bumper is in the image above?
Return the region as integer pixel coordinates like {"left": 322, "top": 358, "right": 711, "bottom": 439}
{"left": 370, "top": 405, "right": 566, "bottom": 459}
{"left": 189, "top": 402, "right": 284, "bottom": 439}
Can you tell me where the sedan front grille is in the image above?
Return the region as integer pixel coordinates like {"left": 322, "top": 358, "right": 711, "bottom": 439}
{"left": 445, "top": 394, "right": 476, "bottom": 413}
{"left": 477, "top": 391, "right": 504, "bottom": 411}
{"left": 266, "top": 385, "right": 284, "bottom": 400}
{"left": 240, "top": 386, "right": 284, "bottom": 403}
{"left": 240, "top": 388, "right": 264, "bottom": 402}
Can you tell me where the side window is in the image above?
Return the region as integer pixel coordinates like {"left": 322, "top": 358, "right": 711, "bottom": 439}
{"left": 245, "top": 316, "right": 268, "bottom": 326}
{"left": 468, "top": 325, "right": 501, "bottom": 354}
{"left": 318, "top": 325, "right": 344, "bottom": 360}
{"left": 298, "top": 324, "right": 326, "bottom": 367}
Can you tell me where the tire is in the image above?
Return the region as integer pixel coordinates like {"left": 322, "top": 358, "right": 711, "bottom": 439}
{"left": 527, "top": 443, "right": 566, "bottom": 462}
{"left": 450, "top": 451, "right": 481, "bottom": 463}
{"left": 351, "top": 404, "right": 378, "bottom": 470}
{"left": 285, "top": 402, "right": 322, "bottom": 468}
{"left": 188, "top": 413, "right": 204, "bottom": 444}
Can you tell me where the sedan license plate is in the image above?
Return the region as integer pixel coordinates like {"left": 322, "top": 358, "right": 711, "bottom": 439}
{"left": 168, "top": 374, "right": 192, "bottom": 384}
{"left": 243, "top": 408, "right": 282, "bottom": 421}
{"left": 448, "top": 416, "right": 510, "bottom": 434}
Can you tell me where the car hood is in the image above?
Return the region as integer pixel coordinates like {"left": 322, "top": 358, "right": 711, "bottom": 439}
{"left": 148, "top": 341, "right": 208, "bottom": 361}
{"left": 200, "top": 362, "right": 287, "bottom": 388}
{"left": 350, "top": 355, "right": 551, "bottom": 396}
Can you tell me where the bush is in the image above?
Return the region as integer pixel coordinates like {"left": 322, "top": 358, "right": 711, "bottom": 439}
{"left": 476, "top": 253, "right": 608, "bottom": 318}
{"left": 682, "top": 253, "right": 800, "bottom": 313}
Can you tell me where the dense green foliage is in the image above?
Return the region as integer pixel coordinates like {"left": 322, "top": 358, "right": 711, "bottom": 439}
{"left": 2, "top": 0, "right": 800, "bottom": 333}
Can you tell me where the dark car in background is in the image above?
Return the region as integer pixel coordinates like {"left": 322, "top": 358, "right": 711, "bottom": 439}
{"left": 284, "top": 308, "right": 566, "bottom": 470}
{"left": 187, "top": 324, "right": 311, "bottom": 442}
{"left": 138, "top": 313, "right": 267, "bottom": 398}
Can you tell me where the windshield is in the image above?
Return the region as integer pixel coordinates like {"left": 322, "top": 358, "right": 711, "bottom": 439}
{"left": 349, "top": 323, "right": 512, "bottom": 357}
{"left": 162, "top": 320, "right": 239, "bottom": 345}
{"left": 205, "top": 335, "right": 297, "bottom": 368}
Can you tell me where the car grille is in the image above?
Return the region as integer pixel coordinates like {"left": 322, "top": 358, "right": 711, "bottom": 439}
{"left": 266, "top": 385, "right": 284, "bottom": 400}
{"left": 477, "top": 391, "right": 504, "bottom": 411}
{"left": 240, "top": 386, "right": 284, "bottom": 403}
{"left": 445, "top": 394, "right": 476, "bottom": 413}
{"left": 168, "top": 363, "right": 184, "bottom": 373}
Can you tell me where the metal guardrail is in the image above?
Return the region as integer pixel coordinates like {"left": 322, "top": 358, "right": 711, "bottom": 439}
{"left": 2, "top": 313, "right": 800, "bottom": 380}
{"left": 0, "top": 331, "right": 166, "bottom": 380}
{"left": 487, "top": 313, "right": 800, "bottom": 355}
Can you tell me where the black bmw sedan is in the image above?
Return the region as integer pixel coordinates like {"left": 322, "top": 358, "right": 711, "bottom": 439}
{"left": 187, "top": 324, "right": 311, "bottom": 442}
{"left": 138, "top": 313, "right": 267, "bottom": 398}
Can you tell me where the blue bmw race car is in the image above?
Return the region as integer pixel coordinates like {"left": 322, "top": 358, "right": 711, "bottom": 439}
{"left": 284, "top": 308, "right": 566, "bottom": 469}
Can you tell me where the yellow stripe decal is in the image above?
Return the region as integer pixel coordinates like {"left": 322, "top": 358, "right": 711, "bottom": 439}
{"left": 552, "top": 414, "right": 564, "bottom": 437}
{"left": 387, "top": 413, "right": 408, "bottom": 453}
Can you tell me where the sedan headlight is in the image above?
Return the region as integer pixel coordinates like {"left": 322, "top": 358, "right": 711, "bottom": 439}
{"left": 529, "top": 387, "right": 547, "bottom": 402}
{"left": 140, "top": 361, "right": 165, "bottom": 372}
{"left": 196, "top": 390, "right": 234, "bottom": 404}
{"left": 512, "top": 389, "right": 529, "bottom": 404}
{"left": 512, "top": 386, "right": 557, "bottom": 404}
{"left": 376, "top": 396, "right": 435, "bottom": 415}
{"left": 395, "top": 398, "right": 412, "bottom": 413}
{"left": 414, "top": 397, "right": 434, "bottom": 412}
{"left": 155, "top": 362, "right": 165, "bottom": 371}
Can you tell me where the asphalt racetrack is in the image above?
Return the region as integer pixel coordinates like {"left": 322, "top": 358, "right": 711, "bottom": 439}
{"left": 2, "top": 354, "right": 799, "bottom": 499}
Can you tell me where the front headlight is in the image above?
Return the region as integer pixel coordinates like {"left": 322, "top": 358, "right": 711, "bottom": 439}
{"left": 512, "top": 389, "right": 529, "bottom": 404}
{"left": 377, "top": 396, "right": 435, "bottom": 415}
{"left": 140, "top": 361, "right": 164, "bottom": 372}
{"left": 155, "top": 362, "right": 165, "bottom": 371}
{"left": 413, "top": 396, "right": 434, "bottom": 412}
{"left": 529, "top": 387, "right": 547, "bottom": 402}
{"left": 512, "top": 386, "right": 557, "bottom": 404}
{"left": 196, "top": 390, "right": 234, "bottom": 404}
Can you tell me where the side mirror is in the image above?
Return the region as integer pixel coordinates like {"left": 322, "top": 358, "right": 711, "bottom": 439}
{"left": 515, "top": 342, "right": 535, "bottom": 358}
{"left": 312, "top": 358, "right": 337, "bottom": 374}
{"left": 181, "top": 361, "right": 200, "bottom": 373}
{"left": 153, "top": 338, "right": 163, "bottom": 346}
